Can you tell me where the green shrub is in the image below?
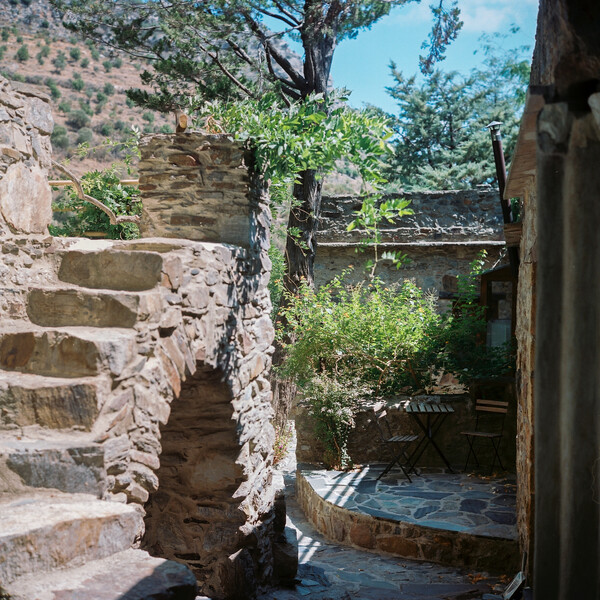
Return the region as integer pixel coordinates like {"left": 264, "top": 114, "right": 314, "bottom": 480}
{"left": 69, "top": 36, "right": 77, "bottom": 44}
{"left": 114, "top": 120, "right": 126, "bottom": 131}
{"left": 95, "top": 91, "right": 107, "bottom": 104}
{"left": 46, "top": 79, "right": 61, "bottom": 100}
{"left": 98, "top": 122, "right": 113, "bottom": 136}
{"left": 58, "top": 100, "right": 71, "bottom": 114}
{"left": 16, "top": 36, "right": 23, "bottom": 43}
{"left": 158, "top": 124, "right": 172, "bottom": 134}
{"left": 76, "top": 127, "right": 94, "bottom": 144}
{"left": 80, "top": 57, "right": 89, "bottom": 68}
{"left": 112, "top": 57, "right": 122, "bottom": 69}
{"left": 53, "top": 51, "right": 66, "bottom": 72}
{"left": 66, "top": 109, "right": 90, "bottom": 129}
{"left": 91, "top": 48, "right": 100, "bottom": 61}
{"left": 15, "top": 45, "right": 29, "bottom": 62}
{"left": 78, "top": 100, "right": 93, "bottom": 116}
{"left": 52, "top": 134, "right": 70, "bottom": 149}
{"left": 142, "top": 111, "right": 155, "bottom": 124}
{"left": 71, "top": 76, "right": 85, "bottom": 92}
{"left": 21, "top": 0, "right": 32, "bottom": 5}
{"left": 103, "top": 82, "right": 114, "bottom": 96}
{"left": 50, "top": 166, "right": 141, "bottom": 240}
{"left": 0, "top": 46, "right": 6, "bottom": 60}
{"left": 125, "top": 97, "right": 135, "bottom": 108}
{"left": 40, "top": 19, "right": 50, "bottom": 29}
{"left": 102, "top": 59, "right": 112, "bottom": 72}
{"left": 69, "top": 47, "right": 81, "bottom": 61}
{"left": 1, "top": 30, "right": 9, "bottom": 42}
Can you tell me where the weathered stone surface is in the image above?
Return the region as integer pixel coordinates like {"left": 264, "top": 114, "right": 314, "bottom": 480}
{"left": 0, "top": 162, "right": 52, "bottom": 233}
{"left": 0, "top": 492, "right": 143, "bottom": 584}
{"left": 0, "top": 76, "right": 53, "bottom": 235}
{"left": 138, "top": 133, "right": 263, "bottom": 248}
{"left": 0, "top": 326, "right": 137, "bottom": 377}
{"left": 27, "top": 288, "right": 142, "bottom": 328}
{"left": 58, "top": 249, "right": 164, "bottom": 291}
{"left": 1, "top": 433, "right": 106, "bottom": 496}
{"left": 3, "top": 548, "right": 197, "bottom": 600}
{"left": 0, "top": 373, "right": 101, "bottom": 430}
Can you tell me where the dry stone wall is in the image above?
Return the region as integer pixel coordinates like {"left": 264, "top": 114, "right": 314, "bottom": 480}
{"left": 0, "top": 75, "right": 53, "bottom": 235}
{"left": 0, "top": 132, "right": 290, "bottom": 598}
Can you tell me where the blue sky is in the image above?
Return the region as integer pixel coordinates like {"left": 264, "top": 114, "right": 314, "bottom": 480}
{"left": 329, "top": 0, "right": 539, "bottom": 113}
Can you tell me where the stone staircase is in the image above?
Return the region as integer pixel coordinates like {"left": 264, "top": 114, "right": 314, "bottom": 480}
{"left": 0, "top": 238, "right": 200, "bottom": 599}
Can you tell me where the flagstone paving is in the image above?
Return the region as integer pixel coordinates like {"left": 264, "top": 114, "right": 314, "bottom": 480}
{"left": 253, "top": 432, "right": 509, "bottom": 600}
{"left": 299, "top": 465, "right": 517, "bottom": 540}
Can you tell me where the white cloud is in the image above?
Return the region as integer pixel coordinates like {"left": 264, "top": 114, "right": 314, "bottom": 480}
{"left": 458, "top": 0, "right": 539, "bottom": 33}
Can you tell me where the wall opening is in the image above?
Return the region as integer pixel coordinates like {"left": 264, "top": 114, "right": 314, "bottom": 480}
{"left": 142, "top": 365, "right": 247, "bottom": 599}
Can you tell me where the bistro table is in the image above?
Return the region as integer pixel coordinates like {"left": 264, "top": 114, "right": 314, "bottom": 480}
{"left": 404, "top": 400, "right": 455, "bottom": 473}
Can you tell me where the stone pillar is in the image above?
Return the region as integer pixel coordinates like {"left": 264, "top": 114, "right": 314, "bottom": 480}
{"left": 533, "top": 2, "right": 600, "bottom": 597}
{"left": 0, "top": 76, "right": 53, "bottom": 235}
{"left": 138, "top": 133, "right": 267, "bottom": 250}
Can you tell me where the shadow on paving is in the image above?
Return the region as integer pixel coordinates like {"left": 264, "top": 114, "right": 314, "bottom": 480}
{"left": 256, "top": 438, "right": 508, "bottom": 600}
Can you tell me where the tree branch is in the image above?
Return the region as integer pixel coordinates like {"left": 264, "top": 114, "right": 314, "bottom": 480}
{"left": 51, "top": 161, "right": 140, "bottom": 225}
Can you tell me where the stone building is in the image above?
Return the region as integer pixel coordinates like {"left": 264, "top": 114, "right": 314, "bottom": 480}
{"left": 506, "top": 1, "right": 600, "bottom": 597}
{"left": 0, "top": 75, "right": 293, "bottom": 599}
{"left": 315, "top": 190, "right": 510, "bottom": 316}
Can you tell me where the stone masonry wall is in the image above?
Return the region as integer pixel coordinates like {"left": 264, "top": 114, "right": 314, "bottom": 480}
{"left": 315, "top": 191, "right": 507, "bottom": 302}
{"left": 0, "top": 132, "right": 287, "bottom": 598}
{"left": 139, "top": 134, "right": 262, "bottom": 249}
{"left": 0, "top": 75, "right": 53, "bottom": 234}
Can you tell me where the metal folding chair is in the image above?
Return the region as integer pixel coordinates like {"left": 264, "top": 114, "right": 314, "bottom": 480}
{"left": 461, "top": 398, "right": 509, "bottom": 473}
{"left": 372, "top": 401, "right": 418, "bottom": 482}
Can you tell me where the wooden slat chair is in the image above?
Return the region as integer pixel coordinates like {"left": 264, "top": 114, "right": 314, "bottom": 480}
{"left": 372, "top": 402, "right": 419, "bottom": 482}
{"left": 461, "top": 399, "right": 509, "bottom": 473}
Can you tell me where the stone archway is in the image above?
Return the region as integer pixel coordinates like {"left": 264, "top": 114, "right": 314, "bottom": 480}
{"left": 143, "top": 365, "right": 252, "bottom": 599}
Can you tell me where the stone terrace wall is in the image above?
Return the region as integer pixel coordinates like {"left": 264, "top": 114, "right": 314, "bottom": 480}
{"left": 315, "top": 191, "right": 507, "bottom": 298}
{"left": 0, "top": 75, "right": 53, "bottom": 235}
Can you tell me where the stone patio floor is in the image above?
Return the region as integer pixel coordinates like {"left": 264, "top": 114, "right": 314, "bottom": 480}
{"left": 299, "top": 465, "right": 517, "bottom": 540}
{"left": 250, "top": 431, "right": 513, "bottom": 600}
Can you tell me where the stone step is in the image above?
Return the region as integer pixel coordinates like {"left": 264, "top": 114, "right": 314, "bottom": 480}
{"left": 27, "top": 287, "right": 163, "bottom": 328}
{"left": 0, "top": 492, "right": 144, "bottom": 585}
{"left": 58, "top": 249, "right": 165, "bottom": 291}
{"left": 0, "top": 372, "right": 103, "bottom": 430}
{"left": 0, "top": 430, "right": 106, "bottom": 497}
{"left": 0, "top": 323, "right": 138, "bottom": 378}
{"left": 2, "top": 548, "right": 198, "bottom": 600}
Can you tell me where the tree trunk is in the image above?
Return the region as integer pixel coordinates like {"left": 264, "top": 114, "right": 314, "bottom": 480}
{"left": 283, "top": 168, "right": 323, "bottom": 295}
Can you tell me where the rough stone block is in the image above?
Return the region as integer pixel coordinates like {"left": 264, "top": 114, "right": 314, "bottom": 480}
{"left": 58, "top": 250, "right": 164, "bottom": 291}
{"left": 0, "top": 493, "right": 143, "bottom": 584}
{"left": 0, "top": 373, "right": 100, "bottom": 430}
{"left": 3, "top": 549, "right": 197, "bottom": 600}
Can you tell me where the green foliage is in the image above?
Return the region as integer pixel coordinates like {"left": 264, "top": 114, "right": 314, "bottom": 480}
{"left": 142, "top": 111, "right": 154, "bottom": 124}
{"left": 71, "top": 75, "right": 85, "bottom": 91}
{"left": 268, "top": 246, "right": 286, "bottom": 319}
{"left": 90, "top": 48, "right": 99, "bottom": 61}
{"left": 15, "top": 44, "right": 29, "bottom": 62}
{"left": 103, "top": 82, "right": 114, "bottom": 96}
{"left": 46, "top": 78, "right": 61, "bottom": 100}
{"left": 102, "top": 59, "right": 112, "bottom": 72}
{"left": 51, "top": 125, "right": 69, "bottom": 149}
{"left": 76, "top": 127, "right": 94, "bottom": 144}
{"left": 347, "top": 195, "right": 413, "bottom": 278}
{"left": 78, "top": 99, "right": 93, "bottom": 116}
{"left": 278, "top": 276, "right": 441, "bottom": 395}
{"left": 58, "top": 100, "right": 71, "bottom": 113}
{"left": 273, "top": 421, "right": 293, "bottom": 466}
{"left": 69, "top": 47, "right": 81, "bottom": 61}
{"left": 66, "top": 109, "right": 90, "bottom": 128}
{"left": 1, "top": 30, "right": 9, "bottom": 42}
{"left": 53, "top": 51, "right": 67, "bottom": 72}
{"left": 16, "top": 36, "right": 23, "bottom": 43}
{"left": 301, "top": 374, "right": 372, "bottom": 469}
{"left": 50, "top": 166, "right": 141, "bottom": 240}
{"left": 113, "top": 57, "right": 123, "bottom": 69}
{"left": 0, "top": 46, "right": 6, "bottom": 61}
{"left": 385, "top": 30, "right": 531, "bottom": 190}
{"left": 196, "top": 92, "right": 392, "bottom": 207}
{"left": 80, "top": 57, "right": 89, "bottom": 68}
{"left": 278, "top": 254, "right": 514, "bottom": 467}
